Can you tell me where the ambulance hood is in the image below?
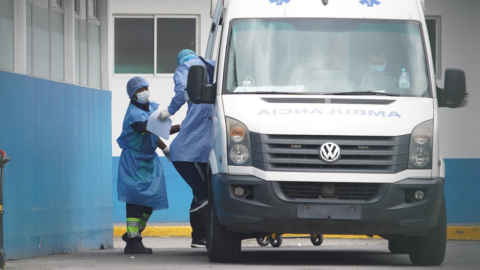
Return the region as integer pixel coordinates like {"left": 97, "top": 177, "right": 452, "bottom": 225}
{"left": 221, "top": 95, "right": 433, "bottom": 136}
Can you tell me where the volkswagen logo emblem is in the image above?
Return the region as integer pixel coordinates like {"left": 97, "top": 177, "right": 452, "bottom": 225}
{"left": 320, "top": 143, "right": 341, "bottom": 163}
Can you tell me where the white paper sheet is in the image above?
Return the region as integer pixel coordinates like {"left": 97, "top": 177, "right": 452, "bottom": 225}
{"left": 147, "top": 110, "right": 172, "bottom": 140}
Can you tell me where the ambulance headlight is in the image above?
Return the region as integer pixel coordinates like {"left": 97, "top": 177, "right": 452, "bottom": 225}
{"left": 409, "top": 147, "right": 431, "bottom": 167}
{"left": 230, "top": 144, "right": 250, "bottom": 165}
{"left": 226, "top": 117, "right": 252, "bottom": 166}
{"left": 409, "top": 120, "right": 433, "bottom": 169}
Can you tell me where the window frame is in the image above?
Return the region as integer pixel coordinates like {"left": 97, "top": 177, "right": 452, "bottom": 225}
{"left": 72, "top": 0, "right": 102, "bottom": 88}
{"left": 425, "top": 16, "right": 442, "bottom": 80}
{"left": 50, "top": 0, "right": 65, "bottom": 82}
{"left": 50, "top": 0, "right": 63, "bottom": 12}
{"left": 0, "top": 0, "right": 15, "bottom": 72}
{"left": 88, "top": 0, "right": 100, "bottom": 22}
{"left": 112, "top": 14, "right": 200, "bottom": 78}
{"left": 74, "top": 0, "right": 80, "bottom": 18}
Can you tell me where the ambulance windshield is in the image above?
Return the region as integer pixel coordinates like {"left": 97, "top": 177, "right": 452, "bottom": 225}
{"left": 225, "top": 19, "right": 430, "bottom": 97}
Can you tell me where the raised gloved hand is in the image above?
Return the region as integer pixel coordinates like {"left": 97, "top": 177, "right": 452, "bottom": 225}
{"left": 162, "top": 147, "right": 171, "bottom": 162}
{"left": 157, "top": 110, "right": 171, "bottom": 121}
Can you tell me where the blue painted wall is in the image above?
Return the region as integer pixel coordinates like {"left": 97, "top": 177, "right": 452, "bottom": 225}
{"left": 0, "top": 70, "right": 113, "bottom": 260}
{"left": 444, "top": 159, "right": 480, "bottom": 224}
{"left": 112, "top": 157, "right": 480, "bottom": 224}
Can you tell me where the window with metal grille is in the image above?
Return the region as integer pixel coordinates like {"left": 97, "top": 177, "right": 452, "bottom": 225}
{"left": 114, "top": 16, "right": 198, "bottom": 75}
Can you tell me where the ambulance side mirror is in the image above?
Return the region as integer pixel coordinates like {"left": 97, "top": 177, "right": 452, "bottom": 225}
{"left": 185, "top": 65, "right": 216, "bottom": 105}
{"left": 437, "top": 69, "right": 468, "bottom": 108}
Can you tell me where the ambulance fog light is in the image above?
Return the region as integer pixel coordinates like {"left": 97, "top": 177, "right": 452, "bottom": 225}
{"left": 234, "top": 186, "right": 245, "bottom": 197}
{"left": 414, "top": 190, "right": 425, "bottom": 201}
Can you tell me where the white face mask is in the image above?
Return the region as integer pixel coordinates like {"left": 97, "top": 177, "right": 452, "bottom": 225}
{"left": 184, "top": 90, "right": 190, "bottom": 102}
{"left": 136, "top": 91, "right": 150, "bottom": 104}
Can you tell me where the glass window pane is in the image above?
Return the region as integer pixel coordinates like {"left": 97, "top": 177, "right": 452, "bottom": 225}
{"left": 114, "top": 18, "right": 154, "bottom": 74}
{"left": 80, "top": 20, "right": 88, "bottom": 85}
{"left": 426, "top": 19, "right": 437, "bottom": 75}
{"left": 157, "top": 18, "right": 196, "bottom": 74}
{"left": 27, "top": 3, "right": 33, "bottom": 75}
{"left": 54, "top": 0, "right": 63, "bottom": 9}
{"left": 51, "top": 12, "right": 64, "bottom": 81}
{"left": 88, "top": 0, "right": 98, "bottom": 19}
{"left": 74, "top": 0, "right": 79, "bottom": 16}
{"left": 88, "top": 23, "right": 101, "bottom": 88}
{"left": 33, "top": 2, "right": 50, "bottom": 79}
{"left": 75, "top": 20, "right": 80, "bottom": 84}
{"left": 0, "top": 0, "right": 14, "bottom": 71}
{"left": 226, "top": 19, "right": 429, "bottom": 97}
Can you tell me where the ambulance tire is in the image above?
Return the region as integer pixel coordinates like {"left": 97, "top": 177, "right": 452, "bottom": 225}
{"left": 407, "top": 198, "right": 447, "bottom": 266}
{"left": 388, "top": 239, "right": 409, "bottom": 254}
{"left": 206, "top": 168, "right": 241, "bottom": 263}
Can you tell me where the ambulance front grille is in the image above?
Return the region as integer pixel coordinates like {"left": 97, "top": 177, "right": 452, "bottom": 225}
{"left": 250, "top": 133, "right": 410, "bottom": 174}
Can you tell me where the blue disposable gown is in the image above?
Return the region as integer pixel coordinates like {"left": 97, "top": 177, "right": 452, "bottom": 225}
{"left": 168, "top": 57, "right": 216, "bottom": 163}
{"left": 117, "top": 102, "right": 169, "bottom": 210}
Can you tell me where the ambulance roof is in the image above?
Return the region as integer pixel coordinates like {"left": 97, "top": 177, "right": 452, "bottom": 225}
{"left": 225, "top": 0, "right": 424, "bottom": 22}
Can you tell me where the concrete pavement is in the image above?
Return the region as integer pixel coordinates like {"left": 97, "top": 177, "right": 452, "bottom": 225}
{"left": 7, "top": 238, "right": 480, "bottom": 269}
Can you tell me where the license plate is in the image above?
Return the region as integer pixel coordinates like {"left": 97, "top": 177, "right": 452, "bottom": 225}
{"left": 296, "top": 204, "right": 361, "bottom": 220}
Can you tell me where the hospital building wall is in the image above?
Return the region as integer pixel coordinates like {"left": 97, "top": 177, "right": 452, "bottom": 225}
{"left": 425, "top": 0, "right": 480, "bottom": 224}
{"left": 0, "top": 0, "right": 113, "bottom": 260}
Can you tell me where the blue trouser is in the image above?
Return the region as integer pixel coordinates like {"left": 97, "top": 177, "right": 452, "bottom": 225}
{"left": 190, "top": 198, "right": 206, "bottom": 240}
{"left": 173, "top": 162, "right": 208, "bottom": 240}
{"left": 172, "top": 162, "right": 208, "bottom": 201}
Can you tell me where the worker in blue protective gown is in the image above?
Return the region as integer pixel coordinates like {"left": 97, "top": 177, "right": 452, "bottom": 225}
{"left": 158, "top": 50, "right": 215, "bottom": 248}
{"left": 117, "top": 76, "right": 180, "bottom": 254}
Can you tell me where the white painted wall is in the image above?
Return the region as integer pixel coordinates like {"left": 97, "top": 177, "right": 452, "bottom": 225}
{"left": 426, "top": 0, "right": 480, "bottom": 158}
{"left": 109, "top": 0, "right": 212, "bottom": 156}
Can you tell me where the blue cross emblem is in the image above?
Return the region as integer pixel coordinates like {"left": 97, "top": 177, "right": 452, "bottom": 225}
{"left": 269, "top": 0, "right": 291, "bottom": 6}
{"left": 359, "top": 0, "right": 381, "bottom": 7}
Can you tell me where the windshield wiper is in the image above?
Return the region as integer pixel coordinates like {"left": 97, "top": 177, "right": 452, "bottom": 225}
{"left": 252, "top": 91, "right": 311, "bottom": 95}
{"left": 324, "top": 91, "right": 400, "bottom": 97}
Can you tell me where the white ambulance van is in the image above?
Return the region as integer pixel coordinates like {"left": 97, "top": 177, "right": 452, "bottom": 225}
{"left": 186, "top": 0, "right": 468, "bottom": 265}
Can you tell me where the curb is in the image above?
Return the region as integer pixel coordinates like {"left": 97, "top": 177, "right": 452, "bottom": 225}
{"left": 114, "top": 226, "right": 480, "bottom": 240}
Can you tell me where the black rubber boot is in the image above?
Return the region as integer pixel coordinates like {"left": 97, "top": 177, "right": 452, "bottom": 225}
{"left": 124, "top": 238, "right": 152, "bottom": 254}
